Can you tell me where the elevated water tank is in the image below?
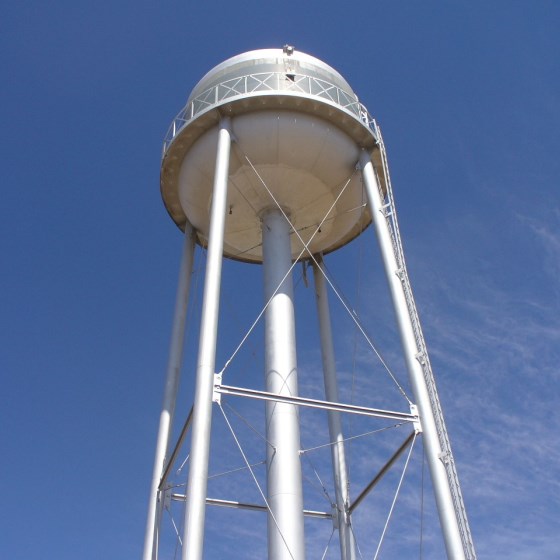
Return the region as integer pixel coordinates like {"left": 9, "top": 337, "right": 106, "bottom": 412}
{"left": 161, "top": 47, "right": 383, "bottom": 263}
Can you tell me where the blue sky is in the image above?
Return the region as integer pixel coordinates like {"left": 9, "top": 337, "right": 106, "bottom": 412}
{"left": 2, "top": 1, "right": 559, "bottom": 558}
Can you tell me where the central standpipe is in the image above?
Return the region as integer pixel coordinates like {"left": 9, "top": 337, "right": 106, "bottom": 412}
{"left": 262, "top": 209, "right": 306, "bottom": 560}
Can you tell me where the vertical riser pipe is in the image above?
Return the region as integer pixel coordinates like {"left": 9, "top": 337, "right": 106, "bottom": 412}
{"left": 262, "top": 209, "right": 306, "bottom": 560}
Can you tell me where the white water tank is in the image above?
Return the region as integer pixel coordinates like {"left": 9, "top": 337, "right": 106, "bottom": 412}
{"left": 161, "top": 47, "right": 383, "bottom": 262}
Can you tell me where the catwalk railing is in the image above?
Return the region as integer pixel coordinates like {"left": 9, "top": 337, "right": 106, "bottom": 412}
{"left": 162, "top": 72, "right": 378, "bottom": 156}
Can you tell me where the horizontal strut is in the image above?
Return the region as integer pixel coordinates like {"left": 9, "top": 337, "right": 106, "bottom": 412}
{"left": 170, "top": 494, "right": 332, "bottom": 519}
{"left": 216, "top": 383, "right": 416, "bottom": 423}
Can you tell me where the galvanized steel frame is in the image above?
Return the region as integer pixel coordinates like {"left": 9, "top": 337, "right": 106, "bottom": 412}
{"left": 151, "top": 76, "right": 476, "bottom": 559}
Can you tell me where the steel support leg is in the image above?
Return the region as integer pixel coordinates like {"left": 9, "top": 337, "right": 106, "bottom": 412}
{"left": 360, "top": 150, "right": 465, "bottom": 560}
{"left": 181, "top": 118, "right": 232, "bottom": 560}
{"left": 262, "top": 208, "right": 306, "bottom": 560}
{"left": 312, "top": 255, "right": 356, "bottom": 560}
{"left": 143, "top": 223, "right": 196, "bottom": 560}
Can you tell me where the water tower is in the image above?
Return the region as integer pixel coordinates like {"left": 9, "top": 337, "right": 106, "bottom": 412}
{"left": 143, "top": 47, "right": 476, "bottom": 560}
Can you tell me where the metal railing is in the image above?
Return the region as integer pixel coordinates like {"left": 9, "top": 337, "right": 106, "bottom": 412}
{"left": 162, "top": 72, "right": 378, "bottom": 156}
{"left": 373, "top": 123, "right": 477, "bottom": 559}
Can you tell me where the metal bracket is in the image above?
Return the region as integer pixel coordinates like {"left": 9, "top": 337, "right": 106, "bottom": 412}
{"left": 331, "top": 504, "right": 339, "bottom": 530}
{"left": 160, "top": 486, "right": 171, "bottom": 510}
{"left": 410, "top": 404, "right": 422, "bottom": 434}
{"left": 415, "top": 351, "right": 427, "bottom": 366}
{"left": 381, "top": 202, "right": 393, "bottom": 217}
{"left": 213, "top": 373, "right": 222, "bottom": 404}
{"left": 438, "top": 451, "right": 450, "bottom": 465}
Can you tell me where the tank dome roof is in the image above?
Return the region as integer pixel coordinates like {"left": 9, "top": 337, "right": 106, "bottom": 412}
{"left": 187, "top": 47, "right": 355, "bottom": 105}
